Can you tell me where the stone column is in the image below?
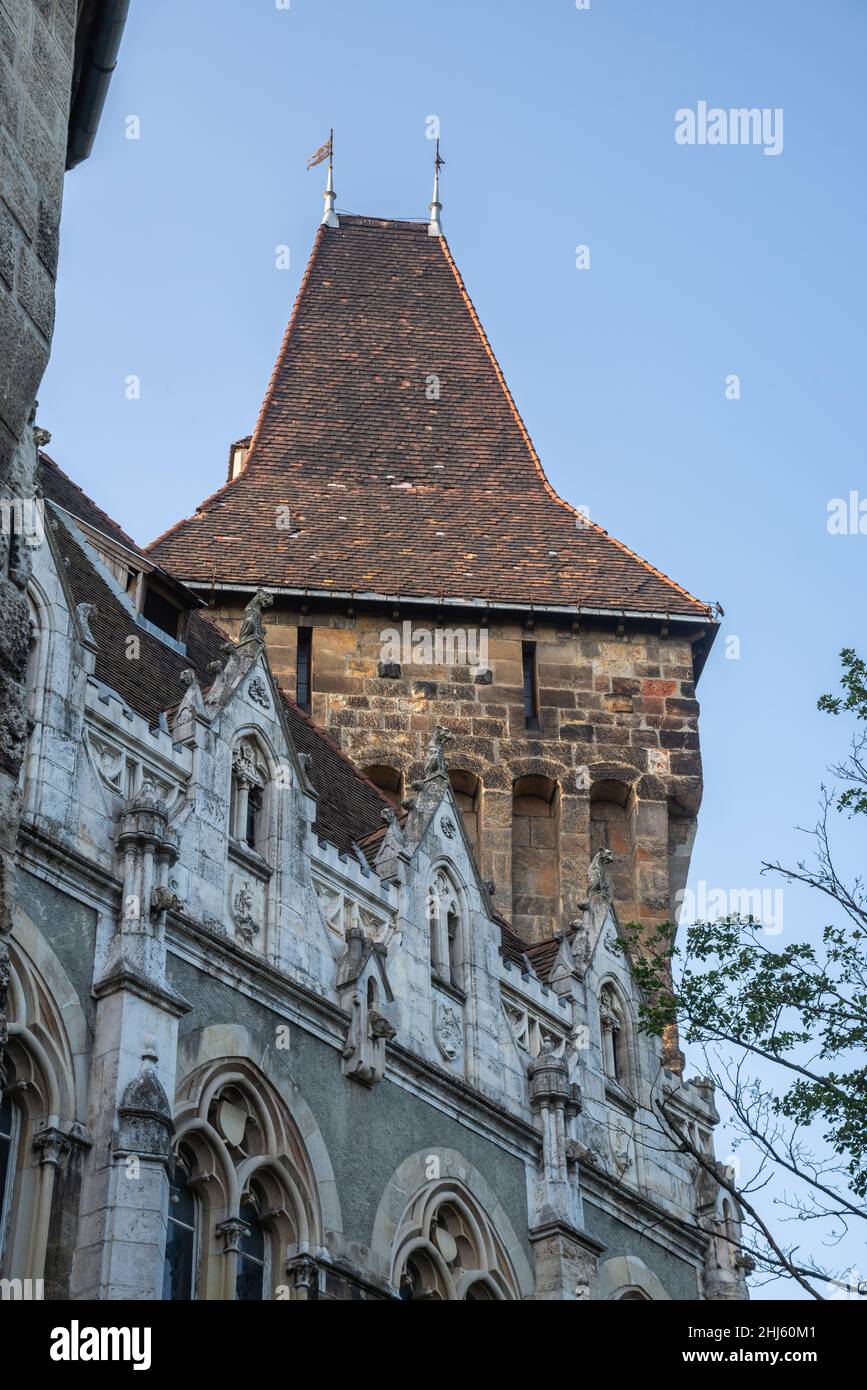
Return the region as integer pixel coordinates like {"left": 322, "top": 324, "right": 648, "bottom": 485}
{"left": 71, "top": 782, "right": 189, "bottom": 1299}
{"left": 527, "top": 1051, "right": 604, "bottom": 1300}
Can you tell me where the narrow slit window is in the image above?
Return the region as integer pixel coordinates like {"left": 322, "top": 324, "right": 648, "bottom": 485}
{"left": 522, "top": 641, "right": 540, "bottom": 730}
{"left": 246, "top": 782, "right": 263, "bottom": 850}
{"left": 296, "top": 626, "right": 313, "bottom": 714}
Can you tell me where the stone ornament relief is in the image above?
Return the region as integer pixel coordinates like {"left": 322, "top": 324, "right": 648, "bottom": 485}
{"left": 86, "top": 732, "right": 182, "bottom": 812}
{"left": 433, "top": 998, "right": 464, "bottom": 1061}
{"left": 504, "top": 1000, "right": 568, "bottom": 1060}
{"left": 231, "top": 876, "right": 261, "bottom": 946}
{"left": 247, "top": 676, "right": 271, "bottom": 710}
{"left": 312, "top": 876, "right": 395, "bottom": 948}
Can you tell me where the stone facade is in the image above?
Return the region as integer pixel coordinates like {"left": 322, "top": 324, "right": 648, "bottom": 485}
{"left": 0, "top": 34, "right": 747, "bottom": 1298}
{"left": 207, "top": 603, "right": 706, "bottom": 947}
{"left": 0, "top": 495, "right": 750, "bottom": 1301}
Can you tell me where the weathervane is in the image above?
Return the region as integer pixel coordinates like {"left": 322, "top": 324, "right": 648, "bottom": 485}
{"left": 307, "top": 129, "right": 338, "bottom": 229}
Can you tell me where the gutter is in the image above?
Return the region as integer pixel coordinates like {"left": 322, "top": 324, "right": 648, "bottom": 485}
{"left": 178, "top": 578, "right": 717, "bottom": 627}
{"left": 66, "top": 0, "right": 131, "bottom": 170}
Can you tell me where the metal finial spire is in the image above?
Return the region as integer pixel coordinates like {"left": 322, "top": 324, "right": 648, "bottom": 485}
{"left": 307, "top": 129, "right": 338, "bottom": 228}
{"left": 321, "top": 128, "right": 338, "bottom": 228}
{"left": 428, "top": 139, "right": 444, "bottom": 238}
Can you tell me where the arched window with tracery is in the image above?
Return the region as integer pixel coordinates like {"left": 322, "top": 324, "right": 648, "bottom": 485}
{"left": 428, "top": 869, "right": 464, "bottom": 990}
{"left": 1, "top": 939, "right": 82, "bottom": 1293}
{"left": 393, "top": 1183, "right": 519, "bottom": 1301}
{"left": 236, "top": 1195, "right": 267, "bottom": 1300}
{"left": 170, "top": 1060, "right": 324, "bottom": 1301}
{"left": 0, "top": 1095, "right": 20, "bottom": 1269}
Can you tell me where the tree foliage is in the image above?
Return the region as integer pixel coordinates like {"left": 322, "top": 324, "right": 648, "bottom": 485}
{"left": 618, "top": 650, "right": 867, "bottom": 1298}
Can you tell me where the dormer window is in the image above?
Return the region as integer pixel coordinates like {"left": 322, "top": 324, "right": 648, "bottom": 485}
{"left": 142, "top": 581, "right": 184, "bottom": 640}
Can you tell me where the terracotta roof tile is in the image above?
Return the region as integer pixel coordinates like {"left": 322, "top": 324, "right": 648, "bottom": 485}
{"left": 147, "top": 216, "right": 712, "bottom": 619}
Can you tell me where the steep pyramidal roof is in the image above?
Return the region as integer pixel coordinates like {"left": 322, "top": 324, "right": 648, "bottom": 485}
{"left": 149, "top": 215, "right": 711, "bottom": 619}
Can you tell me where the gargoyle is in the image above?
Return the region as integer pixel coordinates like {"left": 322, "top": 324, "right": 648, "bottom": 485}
{"left": 587, "top": 847, "right": 614, "bottom": 897}
{"left": 423, "top": 726, "right": 453, "bottom": 779}
{"left": 237, "top": 589, "right": 273, "bottom": 646}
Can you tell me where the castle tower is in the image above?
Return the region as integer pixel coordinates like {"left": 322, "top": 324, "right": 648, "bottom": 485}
{"left": 149, "top": 213, "right": 717, "bottom": 945}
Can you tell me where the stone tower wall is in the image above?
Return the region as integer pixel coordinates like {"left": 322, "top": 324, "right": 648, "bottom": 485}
{"left": 208, "top": 600, "right": 704, "bottom": 944}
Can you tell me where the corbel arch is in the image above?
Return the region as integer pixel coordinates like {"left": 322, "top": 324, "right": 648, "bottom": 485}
{"left": 587, "top": 762, "right": 642, "bottom": 917}
{"left": 448, "top": 767, "right": 483, "bottom": 853}
{"left": 510, "top": 766, "right": 563, "bottom": 942}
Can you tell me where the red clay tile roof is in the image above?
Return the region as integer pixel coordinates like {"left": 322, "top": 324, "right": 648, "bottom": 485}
{"left": 278, "top": 693, "right": 399, "bottom": 857}
{"left": 524, "top": 937, "right": 561, "bottom": 984}
{"left": 147, "top": 216, "right": 712, "bottom": 619}
{"left": 499, "top": 918, "right": 534, "bottom": 973}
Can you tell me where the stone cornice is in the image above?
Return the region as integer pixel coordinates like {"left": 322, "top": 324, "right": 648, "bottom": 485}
{"left": 18, "top": 821, "right": 121, "bottom": 912}
{"left": 92, "top": 963, "right": 191, "bottom": 1018}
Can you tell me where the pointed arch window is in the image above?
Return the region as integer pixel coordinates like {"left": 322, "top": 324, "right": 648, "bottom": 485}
{"left": 0, "top": 1095, "right": 20, "bottom": 1268}
{"left": 599, "top": 983, "right": 632, "bottom": 1088}
{"left": 428, "top": 870, "right": 464, "bottom": 990}
{"left": 162, "top": 1148, "right": 198, "bottom": 1300}
{"left": 393, "top": 1184, "right": 519, "bottom": 1301}
{"left": 230, "top": 739, "right": 270, "bottom": 859}
{"left": 236, "top": 1198, "right": 267, "bottom": 1301}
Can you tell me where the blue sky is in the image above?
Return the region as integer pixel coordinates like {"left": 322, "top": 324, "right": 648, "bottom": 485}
{"left": 40, "top": 0, "right": 866, "bottom": 1298}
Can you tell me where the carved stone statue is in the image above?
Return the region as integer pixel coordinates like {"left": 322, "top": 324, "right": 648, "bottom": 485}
{"left": 423, "top": 726, "right": 453, "bottom": 779}
{"left": 150, "top": 884, "right": 178, "bottom": 919}
{"left": 587, "top": 847, "right": 614, "bottom": 897}
{"left": 237, "top": 589, "right": 273, "bottom": 646}
{"left": 232, "top": 881, "right": 259, "bottom": 945}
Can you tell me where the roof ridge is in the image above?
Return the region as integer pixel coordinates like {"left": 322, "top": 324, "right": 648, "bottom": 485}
{"left": 437, "top": 237, "right": 713, "bottom": 618}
